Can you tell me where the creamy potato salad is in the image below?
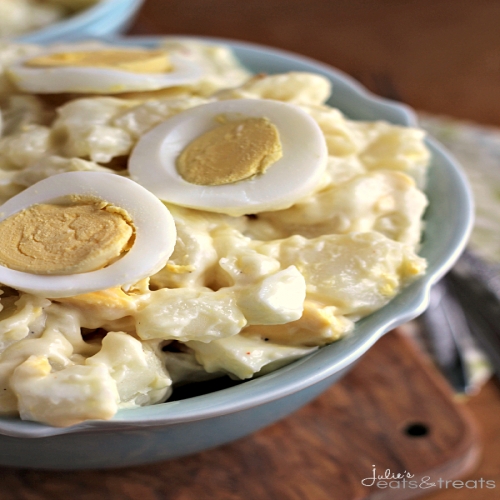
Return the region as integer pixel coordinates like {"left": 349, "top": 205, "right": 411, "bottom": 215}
{"left": 0, "top": 0, "right": 98, "bottom": 38}
{"left": 0, "top": 39, "right": 430, "bottom": 426}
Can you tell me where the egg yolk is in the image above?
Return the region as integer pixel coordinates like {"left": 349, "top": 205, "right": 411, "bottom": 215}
{"left": 0, "top": 200, "right": 134, "bottom": 275}
{"left": 24, "top": 49, "right": 172, "bottom": 74}
{"left": 176, "top": 117, "right": 283, "bottom": 186}
{"left": 56, "top": 287, "right": 137, "bottom": 312}
{"left": 240, "top": 300, "right": 345, "bottom": 346}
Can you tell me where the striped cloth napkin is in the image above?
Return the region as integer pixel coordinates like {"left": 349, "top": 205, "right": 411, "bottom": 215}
{"left": 402, "top": 113, "right": 500, "bottom": 395}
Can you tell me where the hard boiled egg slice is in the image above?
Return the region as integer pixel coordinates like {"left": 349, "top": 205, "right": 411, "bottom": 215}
{"left": 128, "top": 99, "right": 328, "bottom": 216}
{"left": 6, "top": 43, "right": 203, "bottom": 94}
{"left": 0, "top": 172, "right": 176, "bottom": 298}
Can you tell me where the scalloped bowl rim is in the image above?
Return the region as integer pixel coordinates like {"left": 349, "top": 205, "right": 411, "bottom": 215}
{"left": 0, "top": 36, "right": 474, "bottom": 438}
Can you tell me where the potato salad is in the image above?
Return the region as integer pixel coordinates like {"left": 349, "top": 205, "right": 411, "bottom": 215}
{"left": 0, "top": 39, "right": 430, "bottom": 426}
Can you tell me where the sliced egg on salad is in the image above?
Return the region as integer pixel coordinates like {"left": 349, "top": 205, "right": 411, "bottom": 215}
{"left": 0, "top": 171, "right": 176, "bottom": 298}
{"left": 128, "top": 99, "right": 328, "bottom": 216}
{"left": 6, "top": 43, "right": 204, "bottom": 94}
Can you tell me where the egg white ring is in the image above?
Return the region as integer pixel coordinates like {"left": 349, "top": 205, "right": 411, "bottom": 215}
{"left": 128, "top": 99, "right": 328, "bottom": 216}
{"left": 0, "top": 172, "right": 176, "bottom": 298}
{"left": 6, "top": 51, "right": 204, "bottom": 94}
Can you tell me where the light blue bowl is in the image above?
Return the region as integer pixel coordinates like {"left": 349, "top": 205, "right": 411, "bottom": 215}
{"left": 0, "top": 36, "right": 473, "bottom": 469}
{"left": 16, "top": 0, "right": 144, "bottom": 44}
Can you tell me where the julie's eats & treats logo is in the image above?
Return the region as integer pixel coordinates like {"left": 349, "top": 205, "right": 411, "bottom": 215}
{"left": 361, "top": 465, "right": 496, "bottom": 491}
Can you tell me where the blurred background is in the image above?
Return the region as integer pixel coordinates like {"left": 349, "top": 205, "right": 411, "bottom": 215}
{"left": 131, "top": 0, "right": 500, "bottom": 126}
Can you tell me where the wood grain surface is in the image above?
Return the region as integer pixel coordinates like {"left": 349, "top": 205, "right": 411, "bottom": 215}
{"left": 0, "top": 331, "right": 480, "bottom": 500}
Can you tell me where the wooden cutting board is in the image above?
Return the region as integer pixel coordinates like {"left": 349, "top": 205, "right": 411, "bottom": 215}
{"left": 0, "top": 330, "right": 480, "bottom": 500}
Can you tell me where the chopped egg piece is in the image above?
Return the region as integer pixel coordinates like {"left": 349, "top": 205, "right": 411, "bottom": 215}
{"left": 0, "top": 200, "right": 134, "bottom": 275}
{"left": 0, "top": 171, "right": 176, "bottom": 297}
{"left": 57, "top": 287, "right": 137, "bottom": 311}
{"left": 129, "top": 99, "right": 328, "bottom": 216}
{"left": 241, "top": 301, "right": 354, "bottom": 347}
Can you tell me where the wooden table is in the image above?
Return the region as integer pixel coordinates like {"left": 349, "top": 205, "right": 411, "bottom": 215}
{"left": 127, "top": 1, "right": 500, "bottom": 498}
